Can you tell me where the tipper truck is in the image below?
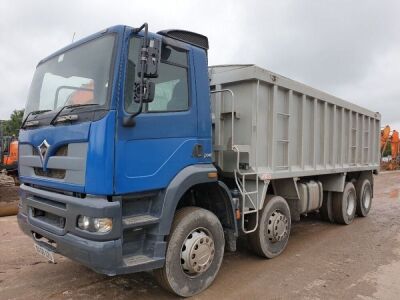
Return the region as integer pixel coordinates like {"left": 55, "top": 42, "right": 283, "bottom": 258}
{"left": 17, "top": 23, "right": 380, "bottom": 297}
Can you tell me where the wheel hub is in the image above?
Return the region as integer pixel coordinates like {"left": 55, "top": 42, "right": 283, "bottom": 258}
{"left": 267, "top": 211, "right": 289, "bottom": 242}
{"left": 181, "top": 229, "right": 215, "bottom": 276}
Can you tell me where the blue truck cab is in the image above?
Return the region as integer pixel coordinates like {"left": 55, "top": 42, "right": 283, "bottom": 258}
{"left": 17, "top": 24, "right": 237, "bottom": 296}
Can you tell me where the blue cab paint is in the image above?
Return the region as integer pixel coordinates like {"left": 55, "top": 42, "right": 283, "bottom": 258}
{"left": 19, "top": 25, "right": 212, "bottom": 195}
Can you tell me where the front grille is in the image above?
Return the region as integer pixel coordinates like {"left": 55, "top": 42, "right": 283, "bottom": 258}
{"left": 32, "top": 145, "right": 68, "bottom": 156}
{"left": 55, "top": 145, "right": 68, "bottom": 156}
{"left": 34, "top": 168, "right": 66, "bottom": 179}
{"left": 20, "top": 142, "right": 87, "bottom": 186}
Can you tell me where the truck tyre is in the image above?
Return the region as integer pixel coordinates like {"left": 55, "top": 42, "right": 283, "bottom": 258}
{"left": 153, "top": 207, "right": 224, "bottom": 297}
{"left": 248, "top": 195, "right": 291, "bottom": 258}
{"left": 320, "top": 191, "right": 334, "bottom": 223}
{"left": 332, "top": 182, "right": 356, "bottom": 225}
{"left": 355, "top": 179, "right": 372, "bottom": 217}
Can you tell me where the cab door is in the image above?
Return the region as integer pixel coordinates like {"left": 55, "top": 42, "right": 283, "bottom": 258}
{"left": 115, "top": 34, "right": 205, "bottom": 194}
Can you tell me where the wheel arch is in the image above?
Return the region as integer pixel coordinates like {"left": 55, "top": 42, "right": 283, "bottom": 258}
{"left": 157, "top": 164, "right": 238, "bottom": 248}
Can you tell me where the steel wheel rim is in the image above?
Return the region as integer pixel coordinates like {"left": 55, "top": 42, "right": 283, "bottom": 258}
{"left": 363, "top": 188, "right": 371, "bottom": 209}
{"left": 347, "top": 191, "right": 356, "bottom": 216}
{"left": 266, "top": 210, "right": 289, "bottom": 243}
{"left": 180, "top": 227, "right": 215, "bottom": 277}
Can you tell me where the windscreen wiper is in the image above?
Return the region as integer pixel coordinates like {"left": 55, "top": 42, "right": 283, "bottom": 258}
{"left": 20, "top": 109, "right": 52, "bottom": 129}
{"left": 50, "top": 103, "right": 99, "bottom": 125}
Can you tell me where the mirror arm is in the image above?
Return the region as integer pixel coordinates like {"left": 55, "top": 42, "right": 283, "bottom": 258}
{"left": 132, "top": 22, "right": 148, "bottom": 118}
{"left": 124, "top": 23, "right": 149, "bottom": 126}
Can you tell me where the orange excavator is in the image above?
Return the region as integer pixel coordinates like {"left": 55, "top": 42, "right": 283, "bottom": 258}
{"left": 1, "top": 137, "right": 19, "bottom": 184}
{"left": 381, "top": 125, "right": 400, "bottom": 170}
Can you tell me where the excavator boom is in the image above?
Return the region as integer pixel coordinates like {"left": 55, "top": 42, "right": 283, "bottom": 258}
{"left": 381, "top": 126, "right": 400, "bottom": 170}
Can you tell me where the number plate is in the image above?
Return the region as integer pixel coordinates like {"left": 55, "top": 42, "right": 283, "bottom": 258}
{"left": 34, "top": 243, "right": 55, "bottom": 263}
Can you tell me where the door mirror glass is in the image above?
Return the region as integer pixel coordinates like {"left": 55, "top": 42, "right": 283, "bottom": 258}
{"left": 138, "top": 39, "right": 161, "bottom": 79}
{"left": 133, "top": 81, "right": 155, "bottom": 103}
{"left": 145, "top": 39, "right": 161, "bottom": 78}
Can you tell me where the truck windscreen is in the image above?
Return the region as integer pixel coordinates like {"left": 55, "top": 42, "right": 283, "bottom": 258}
{"left": 25, "top": 34, "right": 115, "bottom": 116}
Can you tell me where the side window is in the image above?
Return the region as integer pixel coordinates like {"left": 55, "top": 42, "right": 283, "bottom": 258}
{"left": 148, "top": 63, "right": 188, "bottom": 112}
{"left": 124, "top": 38, "right": 189, "bottom": 113}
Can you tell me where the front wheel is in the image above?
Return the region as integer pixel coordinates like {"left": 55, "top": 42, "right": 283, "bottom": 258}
{"left": 153, "top": 207, "right": 224, "bottom": 297}
{"left": 248, "top": 195, "right": 291, "bottom": 258}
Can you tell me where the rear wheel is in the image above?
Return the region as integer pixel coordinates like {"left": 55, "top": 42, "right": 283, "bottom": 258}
{"left": 332, "top": 182, "right": 357, "bottom": 225}
{"left": 248, "top": 195, "right": 291, "bottom": 258}
{"left": 153, "top": 207, "right": 224, "bottom": 297}
{"left": 355, "top": 179, "right": 372, "bottom": 217}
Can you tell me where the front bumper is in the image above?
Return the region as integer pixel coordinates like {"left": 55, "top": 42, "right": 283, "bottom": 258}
{"left": 17, "top": 184, "right": 164, "bottom": 275}
{"left": 18, "top": 212, "right": 121, "bottom": 274}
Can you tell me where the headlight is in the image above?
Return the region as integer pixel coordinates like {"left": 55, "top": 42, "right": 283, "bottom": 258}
{"left": 78, "top": 216, "right": 91, "bottom": 230}
{"left": 77, "top": 216, "right": 112, "bottom": 233}
{"left": 93, "top": 218, "right": 113, "bottom": 233}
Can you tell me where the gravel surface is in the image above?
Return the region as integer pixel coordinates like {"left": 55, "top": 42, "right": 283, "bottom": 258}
{"left": 1, "top": 172, "right": 400, "bottom": 299}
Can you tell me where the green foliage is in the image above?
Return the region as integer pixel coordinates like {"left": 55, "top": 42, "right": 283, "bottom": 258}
{"left": 1, "top": 109, "right": 24, "bottom": 137}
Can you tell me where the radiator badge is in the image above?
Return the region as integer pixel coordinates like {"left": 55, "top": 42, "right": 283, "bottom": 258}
{"left": 38, "top": 139, "right": 50, "bottom": 167}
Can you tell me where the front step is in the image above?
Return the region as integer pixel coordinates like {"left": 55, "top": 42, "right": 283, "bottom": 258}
{"left": 122, "top": 214, "right": 159, "bottom": 229}
{"left": 123, "top": 254, "right": 155, "bottom": 267}
{"left": 122, "top": 254, "right": 164, "bottom": 272}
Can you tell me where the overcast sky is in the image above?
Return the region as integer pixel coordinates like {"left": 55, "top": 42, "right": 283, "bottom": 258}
{"left": 1, "top": 0, "right": 399, "bottom": 128}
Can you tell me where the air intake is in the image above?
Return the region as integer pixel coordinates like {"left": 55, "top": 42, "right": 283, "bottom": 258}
{"left": 157, "top": 29, "right": 209, "bottom": 50}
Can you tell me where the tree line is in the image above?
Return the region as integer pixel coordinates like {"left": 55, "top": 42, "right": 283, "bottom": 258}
{"left": 1, "top": 109, "right": 24, "bottom": 137}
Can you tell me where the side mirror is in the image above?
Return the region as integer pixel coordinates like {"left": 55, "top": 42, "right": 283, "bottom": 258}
{"left": 123, "top": 23, "right": 159, "bottom": 127}
{"left": 145, "top": 39, "right": 161, "bottom": 78}
{"left": 138, "top": 39, "right": 161, "bottom": 78}
{"left": 144, "top": 81, "right": 155, "bottom": 102}
{"left": 134, "top": 81, "right": 155, "bottom": 103}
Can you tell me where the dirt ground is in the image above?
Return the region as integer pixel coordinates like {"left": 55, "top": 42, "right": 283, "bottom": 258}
{"left": 0, "top": 173, "right": 19, "bottom": 217}
{"left": 1, "top": 172, "right": 400, "bottom": 299}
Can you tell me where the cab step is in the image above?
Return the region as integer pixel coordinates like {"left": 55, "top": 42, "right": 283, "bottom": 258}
{"left": 122, "top": 214, "right": 159, "bottom": 228}
{"left": 122, "top": 254, "right": 164, "bottom": 272}
{"left": 123, "top": 254, "right": 155, "bottom": 267}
